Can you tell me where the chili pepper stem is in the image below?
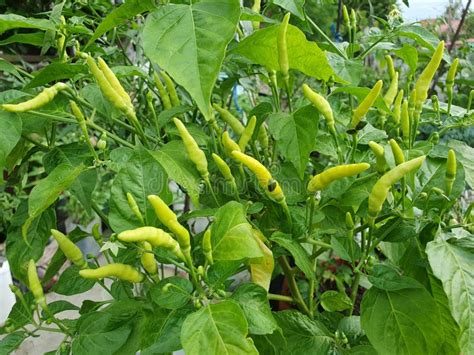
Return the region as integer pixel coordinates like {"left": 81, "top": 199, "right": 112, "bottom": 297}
{"left": 349, "top": 272, "right": 361, "bottom": 316}
{"left": 348, "top": 133, "right": 358, "bottom": 163}
{"left": 278, "top": 256, "right": 311, "bottom": 316}
{"left": 204, "top": 177, "right": 220, "bottom": 206}
{"left": 307, "top": 195, "right": 316, "bottom": 234}
{"left": 280, "top": 201, "right": 292, "bottom": 226}
{"left": 267, "top": 293, "right": 294, "bottom": 303}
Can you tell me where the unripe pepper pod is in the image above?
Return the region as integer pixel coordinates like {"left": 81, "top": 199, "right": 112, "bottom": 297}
{"left": 368, "top": 141, "right": 386, "bottom": 174}
{"left": 147, "top": 195, "right": 190, "bottom": 250}
{"left": 202, "top": 229, "right": 213, "bottom": 265}
{"left": 251, "top": 0, "right": 262, "bottom": 30}
{"left": 392, "top": 89, "right": 404, "bottom": 124}
{"left": 431, "top": 95, "right": 440, "bottom": 114}
{"left": 126, "top": 193, "right": 144, "bottom": 224}
{"left": 27, "top": 259, "right": 47, "bottom": 310}
{"left": 222, "top": 131, "right": 241, "bottom": 158}
{"left": 385, "top": 55, "right": 396, "bottom": 80}
{"left": 351, "top": 80, "right": 383, "bottom": 128}
{"left": 389, "top": 139, "right": 405, "bottom": 165}
{"left": 140, "top": 241, "right": 158, "bottom": 278}
{"left": 51, "top": 229, "right": 87, "bottom": 269}
{"left": 350, "top": 8, "right": 357, "bottom": 31}
{"left": 384, "top": 72, "right": 399, "bottom": 107}
{"left": 238, "top": 115, "right": 257, "bottom": 151}
{"left": 345, "top": 212, "right": 354, "bottom": 230}
{"left": 342, "top": 5, "right": 350, "bottom": 28}
{"left": 160, "top": 71, "right": 180, "bottom": 107}
{"left": 212, "top": 103, "right": 244, "bottom": 135}
{"left": 307, "top": 163, "right": 370, "bottom": 193}
{"left": 414, "top": 41, "right": 444, "bottom": 118}
{"left": 118, "top": 226, "right": 185, "bottom": 261}
{"left": 79, "top": 263, "right": 145, "bottom": 283}
{"left": 445, "top": 149, "right": 456, "bottom": 196}
{"left": 1, "top": 82, "right": 68, "bottom": 113}
{"left": 153, "top": 72, "right": 172, "bottom": 110}
{"left": 278, "top": 13, "right": 291, "bottom": 85}
{"left": 446, "top": 58, "right": 459, "bottom": 112}
{"left": 257, "top": 124, "right": 269, "bottom": 150}
{"left": 97, "top": 134, "right": 107, "bottom": 150}
{"left": 401, "top": 99, "right": 410, "bottom": 146}
{"left": 92, "top": 223, "right": 103, "bottom": 245}
{"left": 302, "top": 83, "right": 335, "bottom": 134}
{"left": 212, "top": 153, "right": 234, "bottom": 183}
{"left": 368, "top": 155, "right": 426, "bottom": 226}
{"left": 173, "top": 117, "right": 209, "bottom": 180}
{"left": 97, "top": 57, "right": 132, "bottom": 107}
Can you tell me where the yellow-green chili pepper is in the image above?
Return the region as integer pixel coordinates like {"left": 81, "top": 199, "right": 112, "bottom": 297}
{"left": 345, "top": 212, "right": 354, "bottom": 230}
{"left": 126, "top": 193, "right": 144, "bottom": 224}
{"left": 368, "top": 141, "right": 386, "bottom": 174}
{"left": 212, "top": 153, "right": 234, "bottom": 183}
{"left": 232, "top": 151, "right": 286, "bottom": 203}
{"left": 51, "top": 229, "right": 87, "bottom": 269}
{"left": 343, "top": 6, "right": 350, "bottom": 28}
{"left": 368, "top": 155, "right": 426, "bottom": 226}
{"left": 392, "top": 89, "right": 404, "bottom": 124}
{"left": 351, "top": 80, "right": 383, "bottom": 128}
{"left": 278, "top": 13, "right": 291, "bottom": 86}
{"left": 307, "top": 163, "right": 370, "bottom": 193}
{"left": 153, "top": 72, "right": 172, "bottom": 110}
{"left": 401, "top": 99, "right": 410, "bottom": 146}
{"left": 446, "top": 58, "right": 459, "bottom": 114}
{"left": 413, "top": 41, "right": 445, "bottom": 119}
{"left": 118, "top": 226, "right": 185, "bottom": 261}
{"left": 173, "top": 117, "right": 209, "bottom": 180}
{"left": 79, "top": 264, "right": 145, "bottom": 283}
{"left": 445, "top": 149, "right": 456, "bottom": 196}
{"left": 141, "top": 241, "right": 158, "bottom": 279}
{"left": 302, "top": 83, "right": 335, "bottom": 134}
{"left": 257, "top": 124, "right": 269, "bottom": 151}
{"left": 251, "top": 0, "right": 262, "bottom": 30}
{"left": 1, "top": 82, "right": 68, "bottom": 112}
{"left": 161, "top": 71, "right": 180, "bottom": 107}
{"left": 222, "top": 131, "right": 241, "bottom": 158}
{"left": 350, "top": 8, "right": 357, "bottom": 31}
{"left": 213, "top": 103, "right": 245, "bottom": 135}
{"left": 389, "top": 139, "right": 405, "bottom": 165}
{"left": 27, "top": 259, "right": 47, "bottom": 310}
{"left": 384, "top": 72, "right": 399, "bottom": 108}
{"left": 147, "top": 194, "right": 190, "bottom": 251}
{"left": 385, "top": 55, "right": 395, "bottom": 80}
{"left": 97, "top": 57, "right": 132, "bottom": 107}
{"left": 239, "top": 115, "right": 256, "bottom": 151}
{"left": 202, "top": 229, "right": 213, "bottom": 265}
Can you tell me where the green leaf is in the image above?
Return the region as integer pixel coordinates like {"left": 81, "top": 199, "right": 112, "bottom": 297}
{"left": 52, "top": 265, "right": 95, "bottom": 296}
{"left": 368, "top": 264, "right": 423, "bottom": 291}
{"left": 268, "top": 106, "right": 318, "bottom": 178}
{"left": 0, "top": 111, "right": 22, "bottom": 184}
{"left": 233, "top": 23, "right": 333, "bottom": 81}
{"left": 373, "top": 218, "right": 417, "bottom": 243}
{"left": 320, "top": 290, "right": 352, "bottom": 312}
{"left": 109, "top": 146, "right": 171, "bottom": 233}
{"left": 0, "top": 14, "right": 55, "bottom": 35}
{"left": 326, "top": 53, "right": 364, "bottom": 85}
{"left": 150, "top": 140, "right": 201, "bottom": 206}
{"left": 44, "top": 300, "right": 79, "bottom": 315}
{"left": 357, "top": 123, "right": 388, "bottom": 144}
{"left": 270, "top": 232, "right": 314, "bottom": 280}
{"left": 0, "top": 332, "right": 28, "bottom": 354}
{"left": 426, "top": 234, "right": 474, "bottom": 354}
{"left": 394, "top": 44, "right": 418, "bottom": 74}
{"left": 231, "top": 283, "right": 278, "bottom": 335}
{"left": 360, "top": 286, "right": 444, "bottom": 355}
{"left": 141, "top": 306, "right": 193, "bottom": 354}
{"left": 211, "top": 201, "right": 263, "bottom": 261}
{"left": 330, "top": 235, "right": 361, "bottom": 263}
{"left": 273, "top": 0, "right": 305, "bottom": 19}
{"left": 143, "top": 0, "right": 241, "bottom": 121}
{"left": 150, "top": 276, "right": 193, "bottom": 310}
{"left": 273, "top": 310, "right": 334, "bottom": 353}
{"left": 0, "top": 32, "right": 44, "bottom": 46}
{"left": 26, "top": 63, "right": 87, "bottom": 88}
{"left": 181, "top": 300, "right": 258, "bottom": 354}
{"left": 398, "top": 24, "right": 440, "bottom": 50}
{"left": 86, "top": 0, "right": 157, "bottom": 48}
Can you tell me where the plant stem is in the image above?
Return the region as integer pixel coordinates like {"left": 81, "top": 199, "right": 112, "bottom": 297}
{"left": 349, "top": 272, "right": 360, "bottom": 316}
{"left": 278, "top": 256, "right": 311, "bottom": 316}
{"left": 268, "top": 293, "right": 294, "bottom": 303}
{"left": 306, "top": 16, "right": 347, "bottom": 59}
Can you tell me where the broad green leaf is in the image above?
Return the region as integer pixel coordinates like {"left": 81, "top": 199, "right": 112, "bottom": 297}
{"left": 0, "top": 14, "right": 55, "bottom": 35}
{"left": 273, "top": 310, "right": 334, "bottom": 353}
{"left": 373, "top": 218, "right": 417, "bottom": 243}
{"left": 251, "top": 330, "right": 287, "bottom": 355}
{"left": 6, "top": 202, "right": 56, "bottom": 284}
{"left": 357, "top": 123, "right": 389, "bottom": 144}
{"left": 141, "top": 307, "right": 193, "bottom": 354}
{"left": 181, "top": 300, "right": 258, "bottom": 354}
{"left": 26, "top": 63, "right": 87, "bottom": 88}
{"left": 52, "top": 265, "right": 95, "bottom": 296}
{"left": 360, "top": 286, "right": 444, "bottom": 355}
{"left": 394, "top": 44, "right": 418, "bottom": 74}
{"left": 149, "top": 277, "right": 193, "bottom": 310}
{"left": 143, "top": 0, "right": 241, "bottom": 121}
{"left": 337, "top": 316, "right": 365, "bottom": 345}
{"left": 330, "top": 235, "right": 361, "bottom": 263}
{"left": 249, "top": 234, "right": 275, "bottom": 291}
{"left": 0, "top": 32, "right": 44, "bottom": 46}
{"left": 0, "top": 332, "right": 27, "bottom": 354}
{"left": 367, "top": 264, "right": 423, "bottom": 291}
{"left": 23, "top": 163, "right": 84, "bottom": 238}
{"left": 326, "top": 52, "right": 364, "bottom": 85}
{"left": 109, "top": 146, "right": 171, "bottom": 233}
{"left": 231, "top": 283, "right": 278, "bottom": 335}
{"left": 270, "top": 232, "right": 314, "bottom": 280}
{"left": 320, "top": 290, "right": 352, "bottom": 312}
{"left": 273, "top": 0, "right": 305, "bottom": 19}
{"left": 398, "top": 24, "right": 440, "bottom": 50}
{"left": 207, "top": 260, "right": 242, "bottom": 288}
{"left": 233, "top": 23, "right": 333, "bottom": 81}
{"left": 150, "top": 140, "right": 201, "bottom": 206}
{"left": 268, "top": 106, "right": 318, "bottom": 178}
{"left": 0, "top": 111, "right": 22, "bottom": 184}
{"left": 427, "top": 234, "right": 474, "bottom": 354}
{"left": 3, "top": 293, "right": 34, "bottom": 332}
{"left": 44, "top": 300, "right": 79, "bottom": 315}
{"left": 211, "top": 201, "right": 263, "bottom": 260}
{"left": 0, "top": 59, "right": 21, "bottom": 80}
{"left": 86, "top": 0, "right": 157, "bottom": 47}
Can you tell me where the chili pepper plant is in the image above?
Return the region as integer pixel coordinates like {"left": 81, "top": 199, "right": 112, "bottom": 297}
{"left": 0, "top": 1, "right": 473, "bottom": 354}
